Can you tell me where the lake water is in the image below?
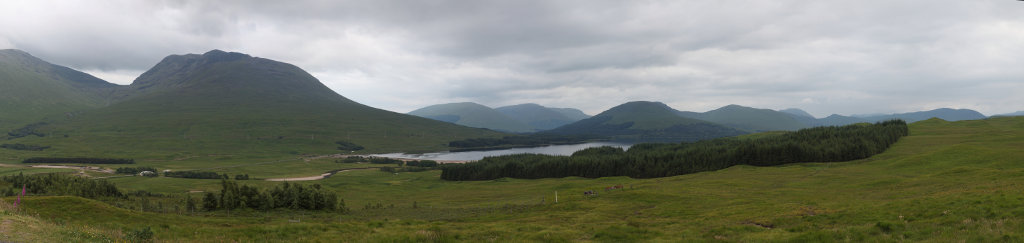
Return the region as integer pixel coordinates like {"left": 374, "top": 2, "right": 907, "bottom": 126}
{"left": 373, "top": 142, "right": 633, "bottom": 161}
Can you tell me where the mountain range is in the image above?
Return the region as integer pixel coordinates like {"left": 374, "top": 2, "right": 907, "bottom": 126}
{"left": 408, "top": 102, "right": 590, "bottom": 133}
{"left": 0, "top": 48, "right": 1008, "bottom": 157}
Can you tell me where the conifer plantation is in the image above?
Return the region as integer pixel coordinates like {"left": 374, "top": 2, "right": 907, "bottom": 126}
{"left": 441, "top": 120, "right": 909, "bottom": 180}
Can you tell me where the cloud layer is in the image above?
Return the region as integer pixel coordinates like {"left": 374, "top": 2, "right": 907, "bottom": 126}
{"left": 2, "top": 0, "right": 1022, "bottom": 117}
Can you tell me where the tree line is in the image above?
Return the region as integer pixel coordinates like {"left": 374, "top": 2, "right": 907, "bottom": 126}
{"left": 22, "top": 157, "right": 134, "bottom": 164}
{"left": 200, "top": 180, "right": 345, "bottom": 212}
{"left": 441, "top": 120, "right": 909, "bottom": 180}
{"left": 0, "top": 143, "right": 50, "bottom": 151}
{"left": 0, "top": 173, "right": 123, "bottom": 199}
{"left": 116, "top": 166, "right": 158, "bottom": 175}
{"left": 164, "top": 171, "right": 224, "bottom": 179}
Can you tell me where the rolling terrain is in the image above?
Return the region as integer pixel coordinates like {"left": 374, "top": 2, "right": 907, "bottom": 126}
{"left": 1, "top": 116, "right": 1021, "bottom": 242}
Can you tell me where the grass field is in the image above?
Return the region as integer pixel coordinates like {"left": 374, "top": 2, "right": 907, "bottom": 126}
{"left": 1, "top": 117, "right": 1022, "bottom": 242}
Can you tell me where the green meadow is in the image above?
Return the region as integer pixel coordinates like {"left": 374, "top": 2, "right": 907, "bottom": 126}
{"left": 1, "top": 117, "right": 1022, "bottom": 242}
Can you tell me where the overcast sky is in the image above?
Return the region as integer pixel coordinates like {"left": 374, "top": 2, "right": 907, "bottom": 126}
{"left": 2, "top": 0, "right": 1022, "bottom": 117}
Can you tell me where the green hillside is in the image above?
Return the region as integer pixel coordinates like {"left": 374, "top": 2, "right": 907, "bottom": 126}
{"left": 495, "top": 103, "right": 588, "bottom": 131}
{"left": 2, "top": 117, "right": 1022, "bottom": 242}
{"left": 408, "top": 102, "right": 535, "bottom": 133}
{"left": 548, "top": 101, "right": 747, "bottom": 142}
{"left": 679, "top": 104, "right": 809, "bottom": 132}
{"left": 0, "top": 50, "right": 502, "bottom": 160}
{"left": 0, "top": 49, "right": 120, "bottom": 130}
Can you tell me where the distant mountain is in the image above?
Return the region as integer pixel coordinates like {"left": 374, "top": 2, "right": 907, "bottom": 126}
{"left": 0, "top": 49, "right": 120, "bottom": 129}
{"left": 818, "top": 114, "right": 869, "bottom": 126}
{"left": 550, "top": 107, "right": 591, "bottom": 121}
{"left": 677, "top": 105, "right": 809, "bottom": 132}
{"left": 495, "top": 103, "right": 589, "bottom": 131}
{"left": 18, "top": 50, "right": 500, "bottom": 156}
{"left": 779, "top": 108, "right": 814, "bottom": 118}
{"left": 547, "top": 101, "right": 746, "bottom": 142}
{"left": 860, "top": 108, "right": 986, "bottom": 123}
{"left": 992, "top": 111, "right": 1024, "bottom": 117}
{"left": 408, "top": 102, "right": 534, "bottom": 133}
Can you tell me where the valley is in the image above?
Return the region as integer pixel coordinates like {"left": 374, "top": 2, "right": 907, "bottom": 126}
{"left": 0, "top": 49, "right": 1020, "bottom": 242}
{"left": 0, "top": 117, "right": 1021, "bottom": 241}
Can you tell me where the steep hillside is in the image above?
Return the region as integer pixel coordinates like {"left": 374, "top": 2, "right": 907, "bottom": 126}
{"left": 495, "top": 103, "right": 588, "bottom": 131}
{"left": 548, "top": 101, "right": 746, "bottom": 142}
{"left": 2, "top": 50, "right": 501, "bottom": 159}
{"left": 408, "top": 102, "right": 534, "bottom": 133}
{"left": 678, "top": 104, "right": 809, "bottom": 132}
{"left": 0, "top": 49, "right": 120, "bottom": 129}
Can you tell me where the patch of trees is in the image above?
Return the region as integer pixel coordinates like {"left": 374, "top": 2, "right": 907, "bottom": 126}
{"left": 0, "top": 143, "right": 50, "bottom": 151}
{"left": 202, "top": 180, "right": 346, "bottom": 212}
{"left": 339, "top": 156, "right": 403, "bottom": 165}
{"left": 441, "top": 120, "right": 909, "bottom": 181}
{"left": 0, "top": 173, "right": 123, "bottom": 199}
{"left": 7, "top": 122, "right": 47, "bottom": 139}
{"left": 235, "top": 174, "right": 250, "bottom": 180}
{"left": 115, "top": 167, "right": 158, "bottom": 175}
{"left": 448, "top": 134, "right": 604, "bottom": 150}
{"left": 22, "top": 157, "right": 134, "bottom": 164}
{"left": 164, "top": 171, "right": 225, "bottom": 179}
{"left": 404, "top": 160, "right": 439, "bottom": 167}
{"left": 336, "top": 141, "right": 365, "bottom": 151}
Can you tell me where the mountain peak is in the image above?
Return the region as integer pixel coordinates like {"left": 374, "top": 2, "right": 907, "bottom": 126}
{"left": 202, "top": 49, "right": 252, "bottom": 62}
{"left": 127, "top": 50, "right": 350, "bottom": 104}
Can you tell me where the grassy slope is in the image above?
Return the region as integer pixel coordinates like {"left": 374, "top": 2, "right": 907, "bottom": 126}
{"left": 1, "top": 117, "right": 1022, "bottom": 242}
{"left": 0, "top": 50, "right": 118, "bottom": 130}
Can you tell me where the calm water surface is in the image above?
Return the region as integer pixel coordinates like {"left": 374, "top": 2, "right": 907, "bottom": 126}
{"left": 374, "top": 142, "right": 632, "bottom": 161}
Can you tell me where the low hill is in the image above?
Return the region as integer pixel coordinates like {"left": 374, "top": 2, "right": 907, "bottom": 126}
{"left": 2, "top": 50, "right": 501, "bottom": 159}
{"left": 678, "top": 104, "right": 809, "bottom": 132}
{"left": 0, "top": 49, "right": 120, "bottom": 130}
{"left": 408, "top": 102, "right": 534, "bottom": 133}
{"left": 859, "top": 108, "right": 986, "bottom": 123}
{"left": 992, "top": 111, "right": 1024, "bottom": 117}
{"left": 547, "top": 101, "right": 746, "bottom": 142}
{"left": 817, "top": 114, "right": 869, "bottom": 126}
{"left": 495, "top": 103, "right": 589, "bottom": 131}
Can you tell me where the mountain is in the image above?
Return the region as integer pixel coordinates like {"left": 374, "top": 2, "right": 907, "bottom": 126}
{"left": 779, "top": 108, "right": 814, "bottom": 118}
{"left": 494, "top": 103, "right": 589, "bottom": 131}
{"left": 9, "top": 50, "right": 501, "bottom": 157}
{"left": 408, "top": 102, "right": 534, "bottom": 133}
{"left": 860, "top": 108, "right": 986, "bottom": 123}
{"left": 992, "top": 111, "right": 1024, "bottom": 117}
{"left": 677, "top": 105, "right": 809, "bottom": 132}
{"left": 550, "top": 107, "right": 591, "bottom": 121}
{"left": 547, "top": 101, "right": 746, "bottom": 142}
{"left": 0, "top": 49, "right": 120, "bottom": 129}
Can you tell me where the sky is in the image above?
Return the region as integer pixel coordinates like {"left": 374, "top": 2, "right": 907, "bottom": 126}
{"left": 1, "top": 0, "right": 1022, "bottom": 117}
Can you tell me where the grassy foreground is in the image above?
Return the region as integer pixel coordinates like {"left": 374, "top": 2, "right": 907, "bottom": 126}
{"left": 1, "top": 117, "right": 1023, "bottom": 242}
